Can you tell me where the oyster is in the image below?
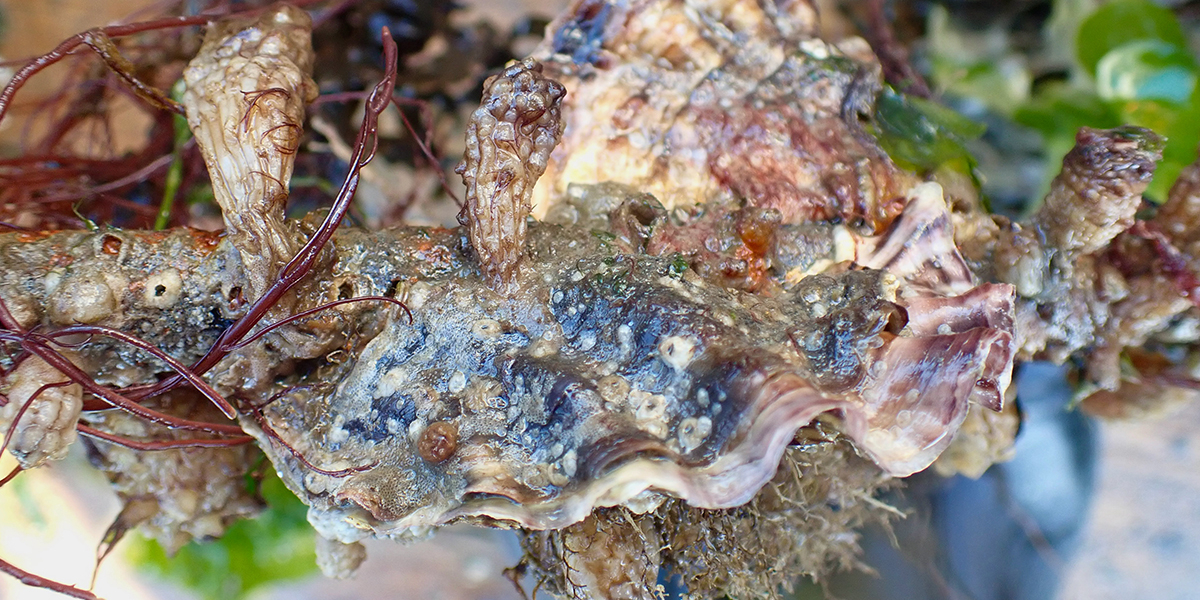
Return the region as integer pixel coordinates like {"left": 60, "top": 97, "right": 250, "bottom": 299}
{"left": 529, "top": 0, "right": 920, "bottom": 230}
{"left": 257, "top": 182, "right": 1013, "bottom": 543}
{"left": 238, "top": 0, "right": 1013, "bottom": 549}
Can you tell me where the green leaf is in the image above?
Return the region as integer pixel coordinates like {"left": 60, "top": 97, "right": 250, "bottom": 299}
{"left": 931, "top": 58, "right": 1032, "bottom": 117}
{"left": 870, "top": 86, "right": 986, "bottom": 174}
{"left": 1096, "top": 40, "right": 1197, "bottom": 103}
{"left": 1014, "top": 84, "right": 1122, "bottom": 138}
{"left": 1131, "top": 85, "right": 1200, "bottom": 202}
{"left": 128, "top": 471, "right": 317, "bottom": 600}
{"left": 155, "top": 82, "right": 196, "bottom": 230}
{"left": 1076, "top": 0, "right": 1187, "bottom": 75}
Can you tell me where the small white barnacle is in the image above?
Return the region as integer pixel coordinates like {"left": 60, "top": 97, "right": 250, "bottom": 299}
{"left": 448, "top": 371, "right": 468, "bottom": 394}
{"left": 579, "top": 330, "right": 598, "bottom": 350}
{"left": 561, "top": 449, "right": 578, "bottom": 477}
{"left": 617, "top": 323, "right": 635, "bottom": 359}
{"left": 472, "top": 318, "right": 503, "bottom": 339}
{"left": 328, "top": 414, "right": 349, "bottom": 444}
{"left": 617, "top": 323, "right": 633, "bottom": 344}
{"left": 810, "top": 302, "right": 827, "bottom": 318}
{"left": 631, "top": 390, "right": 669, "bottom": 438}
{"left": 596, "top": 375, "right": 631, "bottom": 408}
{"left": 48, "top": 271, "right": 119, "bottom": 325}
{"left": 375, "top": 366, "right": 408, "bottom": 398}
{"left": 657, "top": 335, "right": 697, "bottom": 371}
{"left": 868, "top": 360, "right": 889, "bottom": 378}
{"left": 529, "top": 340, "right": 559, "bottom": 358}
{"left": 677, "top": 416, "right": 713, "bottom": 453}
{"left": 143, "top": 269, "right": 184, "bottom": 308}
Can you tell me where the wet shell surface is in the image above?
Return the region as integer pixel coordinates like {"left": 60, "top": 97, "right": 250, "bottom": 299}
{"left": 253, "top": 182, "right": 1014, "bottom": 540}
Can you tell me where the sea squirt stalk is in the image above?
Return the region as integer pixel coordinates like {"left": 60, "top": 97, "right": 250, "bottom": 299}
{"left": 456, "top": 58, "right": 566, "bottom": 290}
{"left": 181, "top": 4, "right": 318, "bottom": 300}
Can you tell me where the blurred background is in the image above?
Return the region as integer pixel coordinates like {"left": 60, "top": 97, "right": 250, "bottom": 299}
{"left": 0, "top": 1, "right": 1197, "bottom": 599}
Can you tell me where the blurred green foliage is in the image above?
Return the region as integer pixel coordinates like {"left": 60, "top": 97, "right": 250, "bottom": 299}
{"left": 870, "top": 85, "right": 987, "bottom": 176}
{"left": 127, "top": 470, "right": 317, "bottom": 600}
{"left": 8, "top": 472, "right": 49, "bottom": 531}
{"left": 1075, "top": 0, "right": 1188, "bottom": 76}
{"left": 930, "top": 0, "right": 1200, "bottom": 203}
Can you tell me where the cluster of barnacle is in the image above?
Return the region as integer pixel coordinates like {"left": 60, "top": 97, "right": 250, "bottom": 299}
{"left": 85, "top": 391, "right": 263, "bottom": 554}
{"left": 1, "top": 1, "right": 1199, "bottom": 599}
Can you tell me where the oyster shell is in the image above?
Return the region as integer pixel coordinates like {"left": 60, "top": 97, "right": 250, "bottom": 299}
{"left": 530, "top": 0, "right": 920, "bottom": 230}
{"left": 251, "top": 180, "right": 1013, "bottom": 542}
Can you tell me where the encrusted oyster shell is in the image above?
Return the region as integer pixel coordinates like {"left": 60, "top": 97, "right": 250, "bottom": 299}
{"left": 250, "top": 182, "right": 1013, "bottom": 541}
{"left": 530, "top": 0, "right": 920, "bottom": 230}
